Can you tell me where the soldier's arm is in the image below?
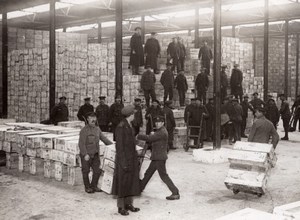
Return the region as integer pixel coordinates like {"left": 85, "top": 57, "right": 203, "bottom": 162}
{"left": 137, "top": 131, "right": 162, "bottom": 143}
{"left": 78, "top": 129, "right": 88, "bottom": 156}
{"left": 270, "top": 126, "right": 279, "bottom": 149}
{"left": 77, "top": 107, "right": 83, "bottom": 121}
{"left": 99, "top": 129, "right": 113, "bottom": 145}
{"left": 248, "top": 122, "right": 257, "bottom": 142}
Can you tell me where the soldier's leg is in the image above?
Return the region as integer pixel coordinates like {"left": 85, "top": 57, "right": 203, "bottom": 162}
{"left": 157, "top": 161, "right": 179, "bottom": 195}
{"left": 169, "top": 87, "right": 174, "bottom": 101}
{"left": 182, "top": 90, "right": 186, "bottom": 106}
{"left": 241, "top": 117, "right": 247, "bottom": 136}
{"left": 164, "top": 88, "right": 168, "bottom": 103}
{"left": 203, "top": 91, "right": 207, "bottom": 104}
{"left": 80, "top": 154, "right": 92, "bottom": 190}
{"left": 168, "top": 128, "right": 175, "bottom": 150}
{"left": 90, "top": 153, "right": 102, "bottom": 189}
{"left": 144, "top": 90, "right": 150, "bottom": 107}
{"left": 141, "top": 161, "right": 157, "bottom": 191}
{"left": 150, "top": 89, "right": 157, "bottom": 102}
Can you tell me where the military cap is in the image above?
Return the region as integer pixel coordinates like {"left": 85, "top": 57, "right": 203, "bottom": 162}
{"left": 134, "top": 98, "right": 141, "bottom": 102}
{"left": 232, "top": 97, "right": 239, "bottom": 102}
{"left": 252, "top": 92, "right": 258, "bottom": 96}
{"left": 84, "top": 97, "right": 91, "bottom": 101}
{"left": 99, "top": 96, "right": 106, "bottom": 100}
{"left": 268, "top": 98, "right": 275, "bottom": 102}
{"left": 191, "top": 98, "right": 197, "bottom": 101}
{"left": 152, "top": 99, "right": 160, "bottom": 104}
{"left": 134, "top": 27, "right": 141, "bottom": 31}
{"left": 145, "top": 65, "right": 152, "bottom": 69}
{"left": 153, "top": 115, "right": 165, "bottom": 123}
{"left": 243, "top": 95, "right": 249, "bottom": 98}
{"left": 150, "top": 32, "right": 157, "bottom": 35}
{"left": 59, "top": 96, "right": 66, "bottom": 100}
{"left": 164, "top": 100, "right": 173, "bottom": 106}
{"left": 256, "top": 106, "right": 266, "bottom": 113}
{"left": 208, "top": 98, "right": 214, "bottom": 101}
{"left": 86, "top": 112, "right": 96, "bottom": 118}
{"left": 166, "top": 62, "right": 173, "bottom": 66}
{"left": 233, "top": 63, "right": 239, "bottom": 67}
{"left": 121, "top": 105, "right": 135, "bottom": 116}
{"left": 279, "top": 94, "right": 286, "bottom": 97}
{"left": 221, "top": 64, "right": 227, "bottom": 69}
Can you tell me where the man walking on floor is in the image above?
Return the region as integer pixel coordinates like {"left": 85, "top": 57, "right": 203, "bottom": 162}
{"left": 279, "top": 94, "right": 291, "bottom": 140}
{"left": 137, "top": 115, "right": 180, "bottom": 200}
{"left": 160, "top": 62, "right": 175, "bottom": 102}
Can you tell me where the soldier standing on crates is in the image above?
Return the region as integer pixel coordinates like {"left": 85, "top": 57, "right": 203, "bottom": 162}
{"left": 240, "top": 95, "right": 254, "bottom": 138}
{"left": 109, "top": 95, "right": 124, "bottom": 141}
{"left": 112, "top": 105, "right": 141, "bottom": 216}
{"left": 95, "top": 96, "right": 110, "bottom": 132}
{"left": 174, "top": 70, "right": 188, "bottom": 107}
{"left": 137, "top": 115, "right": 180, "bottom": 200}
{"left": 187, "top": 98, "right": 208, "bottom": 148}
{"left": 78, "top": 112, "right": 113, "bottom": 194}
{"left": 145, "top": 100, "right": 164, "bottom": 135}
{"left": 132, "top": 98, "right": 143, "bottom": 136}
{"left": 290, "top": 95, "right": 300, "bottom": 132}
{"left": 77, "top": 97, "right": 94, "bottom": 123}
{"left": 198, "top": 40, "right": 213, "bottom": 75}
{"left": 160, "top": 62, "right": 175, "bottom": 102}
{"left": 279, "top": 94, "right": 291, "bottom": 140}
{"left": 141, "top": 65, "right": 157, "bottom": 108}
{"left": 48, "top": 96, "right": 69, "bottom": 125}
{"left": 230, "top": 63, "right": 243, "bottom": 103}
{"left": 248, "top": 107, "right": 279, "bottom": 149}
{"left": 163, "top": 100, "right": 176, "bottom": 150}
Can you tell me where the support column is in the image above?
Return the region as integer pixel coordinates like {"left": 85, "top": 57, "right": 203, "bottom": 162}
{"left": 49, "top": 0, "right": 56, "bottom": 115}
{"left": 194, "top": 7, "right": 200, "bottom": 48}
{"left": 263, "top": 0, "right": 269, "bottom": 102}
{"left": 232, "top": 25, "right": 236, "bottom": 38}
{"left": 284, "top": 20, "right": 289, "bottom": 97}
{"left": 253, "top": 37, "right": 256, "bottom": 75}
{"left": 213, "top": 0, "right": 221, "bottom": 149}
{"left": 115, "top": 0, "right": 123, "bottom": 97}
{"left": 97, "top": 21, "right": 102, "bottom": 44}
{"left": 296, "top": 34, "right": 299, "bottom": 97}
{"left": 141, "top": 15, "right": 145, "bottom": 44}
{"left": 1, "top": 11, "right": 8, "bottom": 118}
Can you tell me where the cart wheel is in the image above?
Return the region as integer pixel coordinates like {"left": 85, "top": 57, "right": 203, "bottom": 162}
{"left": 257, "top": 193, "right": 263, "bottom": 197}
{"left": 233, "top": 189, "right": 239, "bottom": 195}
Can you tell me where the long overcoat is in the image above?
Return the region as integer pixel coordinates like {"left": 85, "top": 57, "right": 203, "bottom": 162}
{"left": 145, "top": 38, "right": 161, "bottom": 70}
{"left": 129, "top": 33, "right": 144, "bottom": 67}
{"left": 112, "top": 119, "right": 140, "bottom": 198}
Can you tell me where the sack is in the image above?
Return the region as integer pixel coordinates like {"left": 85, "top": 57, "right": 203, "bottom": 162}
{"left": 221, "top": 114, "right": 230, "bottom": 125}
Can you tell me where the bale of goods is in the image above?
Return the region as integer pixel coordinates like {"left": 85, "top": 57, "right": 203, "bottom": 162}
{"left": 224, "top": 141, "right": 277, "bottom": 196}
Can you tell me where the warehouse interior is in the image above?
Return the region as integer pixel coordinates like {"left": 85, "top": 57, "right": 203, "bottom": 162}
{"left": 1, "top": 0, "right": 300, "bottom": 219}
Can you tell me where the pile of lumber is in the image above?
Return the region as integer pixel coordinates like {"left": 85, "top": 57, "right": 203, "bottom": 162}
{"left": 224, "top": 141, "right": 277, "bottom": 196}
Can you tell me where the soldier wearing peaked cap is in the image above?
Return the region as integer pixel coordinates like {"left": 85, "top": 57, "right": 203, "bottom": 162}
{"left": 95, "top": 96, "right": 110, "bottom": 132}
{"left": 249, "top": 92, "right": 265, "bottom": 113}
{"left": 145, "top": 31, "right": 161, "bottom": 74}
{"left": 230, "top": 63, "right": 243, "bottom": 103}
{"left": 132, "top": 98, "right": 143, "bottom": 136}
{"left": 48, "top": 96, "right": 69, "bottom": 125}
{"left": 265, "top": 98, "right": 280, "bottom": 130}
{"left": 109, "top": 95, "right": 124, "bottom": 141}
{"left": 77, "top": 97, "right": 94, "bottom": 124}
{"left": 160, "top": 62, "right": 175, "bottom": 102}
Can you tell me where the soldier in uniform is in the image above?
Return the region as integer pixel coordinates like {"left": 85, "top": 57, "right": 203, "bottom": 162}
{"left": 129, "top": 27, "right": 144, "bottom": 75}
{"left": 78, "top": 112, "right": 113, "bottom": 194}
{"left": 145, "top": 100, "right": 164, "bottom": 135}
{"left": 227, "top": 97, "right": 243, "bottom": 144}
{"left": 132, "top": 98, "right": 143, "bottom": 136}
{"left": 221, "top": 65, "right": 228, "bottom": 102}
{"left": 141, "top": 65, "right": 156, "bottom": 107}
{"left": 163, "top": 100, "right": 176, "bottom": 150}
{"left": 241, "top": 95, "right": 254, "bottom": 138}
{"left": 77, "top": 97, "right": 94, "bottom": 123}
{"left": 160, "top": 62, "right": 175, "bottom": 102}
{"left": 248, "top": 107, "right": 279, "bottom": 149}
{"left": 145, "top": 32, "right": 161, "bottom": 74}
{"left": 109, "top": 95, "right": 124, "bottom": 141}
{"left": 137, "top": 115, "right": 180, "bottom": 200}
{"left": 195, "top": 67, "right": 209, "bottom": 104}
{"left": 205, "top": 98, "right": 214, "bottom": 142}
{"left": 95, "top": 96, "right": 110, "bottom": 132}
{"left": 112, "top": 105, "right": 141, "bottom": 216}
{"left": 198, "top": 40, "right": 213, "bottom": 75}
{"left": 230, "top": 63, "right": 243, "bottom": 103}
{"left": 187, "top": 99, "right": 208, "bottom": 148}
{"left": 279, "top": 94, "right": 291, "bottom": 140}
{"left": 167, "top": 37, "right": 181, "bottom": 73}
{"left": 184, "top": 98, "right": 196, "bottom": 124}
{"left": 49, "top": 96, "right": 69, "bottom": 125}
{"left": 174, "top": 70, "right": 188, "bottom": 107}
{"left": 249, "top": 92, "right": 265, "bottom": 112}
{"left": 265, "top": 98, "right": 280, "bottom": 130}
{"left": 291, "top": 95, "right": 300, "bottom": 132}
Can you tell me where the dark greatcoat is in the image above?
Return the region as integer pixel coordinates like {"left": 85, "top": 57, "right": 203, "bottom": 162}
{"left": 188, "top": 105, "right": 208, "bottom": 137}
{"left": 112, "top": 119, "right": 140, "bottom": 198}
{"left": 230, "top": 68, "right": 243, "bottom": 94}
{"left": 163, "top": 106, "right": 176, "bottom": 131}
{"left": 50, "top": 103, "right": 69, "bottom": 125}
{"left": 198, "top": 45, "right": 213, "bottom": 61}
{"left": 167, "top": 42, "right": 180, "bottom": 60}
{"left": 95, "top": 104, "right": 110, "bottom": 126}
{"left": 249, "top": 98, "right": 265, "bottom": 111}
{"left": 265, "top": 103, "right": 280, "bottom": 126}
{"left": 109, "top": 103, "right": 124, "bottom": 126}
{"left": 174, "top": 74, "right": 188, "bottom": 91}
{"left": 195, "top": 73, "right": 209, "bottom": 93}
{"left": 129, "top": 33, "right": 144, "bottom": 67}
{"left": 77, "top": 104, "right": 94, "bottom": 122}
{"left": 160, "top": 69, "right": 175, "bottom": 89}
{"left": 145, "top": 38, "right": 161, "bottom": 70}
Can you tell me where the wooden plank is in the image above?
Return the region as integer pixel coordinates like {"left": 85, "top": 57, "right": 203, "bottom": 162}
{"left": 228, "top": 150, "right": 269, "bottom": 168}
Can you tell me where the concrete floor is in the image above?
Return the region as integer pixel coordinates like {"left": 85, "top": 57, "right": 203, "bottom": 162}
{"left": 1, "top": 125, "right": 300, "bottom": 220}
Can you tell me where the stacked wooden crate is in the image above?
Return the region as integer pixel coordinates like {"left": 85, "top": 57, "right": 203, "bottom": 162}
{"left": 224, "top": 141, "right": 277, "bottom": 196}
{"left": 173, "top": 109, "right": 187, "bottom": 149}
{"left": 100, "top": 144, "right": 116, "bottom": 194}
